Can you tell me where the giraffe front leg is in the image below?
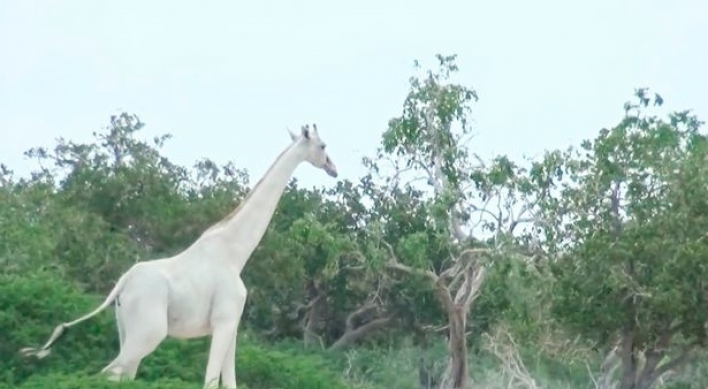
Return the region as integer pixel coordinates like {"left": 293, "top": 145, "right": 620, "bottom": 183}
{"left": 204, "top": 323, "right": 238, "bottom": 389}
{"left": 219, "top": 334, "right": 238, "bottom": 388}
{"left": 219, "top": 288, "right": 247, "bottom": 389}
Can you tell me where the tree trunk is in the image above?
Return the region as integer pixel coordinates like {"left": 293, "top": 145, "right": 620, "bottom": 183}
{"left": 617, "top": 331, "right": 637, "bottom": 389}
{"left": 414, "top": 327, "right": 438, "bottom": 389}
{"left": 302, "top": 284, "right": 325, "bottom": 349}
{"left": 418, "top": 356, "right": 438, "bottom": 389}
{"left": 614, "top": 330, "right": 685, "bottom": 389}
{"left": 437, "top": 307, "right": 470, "bottom": 389}
{"left": 617, "top": 364, "right": 659, "bottom": 389}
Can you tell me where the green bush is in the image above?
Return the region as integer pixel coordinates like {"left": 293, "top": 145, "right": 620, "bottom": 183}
{"left": 132, "top": 337, "right": 353, "bottom": 389}
{"left": 2, "top": 373, "right": 210, "bottom": 389}
{"left": 236, "top": 342, "right": 350, "bottom": 389}
{"left": 0, "top": 272, "right": 355, "bottom": 389}
{"left": 0, "top": 272, "right": 119, "bottom": 384}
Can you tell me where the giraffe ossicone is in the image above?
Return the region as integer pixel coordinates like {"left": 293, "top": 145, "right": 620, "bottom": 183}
{"left": 20, "top": 123, "right": 338, "bottom": 389}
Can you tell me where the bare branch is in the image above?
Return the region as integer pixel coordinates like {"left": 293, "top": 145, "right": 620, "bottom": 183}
{"left": 291, "top": 292, "right": 324, "bottom": 320}
{"left": 458, "top": 247, "right": 492, "bottom": 262}
{"left": 344, "top": 301, "right": 378, "bottom": 331}
{"left": 587, "top": 343, "right": 622, "bottom": 389}
{"left": 509, "top": 211, "right": 543, "bottom": 234}
{"left": 339, "top": 263, "right": 367, "bottom": 273}
{"left": 328, "top": 316, "right": 393, "bottom": 351}
{"left": 453, "top": 265, "right": 486, "bottom": 308}
{"left": 262, "top": 326, "right": 281, "bottom": 338}
{"left": 382, "top": 240, "right": 439, "bottom": 283}
{"left": 648, "top": 344, "right": 696, "bottom": 384}
{"left": 468, "top": 200, "right": 500, "bottom": 232}
{"left": 420, "top": 323, "right": 450, "bottom": 334}
{"left": 483, "top": 325, "right": 542, "bottom": 389}
{"left": 440, "top": 248, "right": 490, "bottom": 279}
{"left": 381, "top": 239, "right": 457, "bottom": 312}
{"left": 412, "top": 159, "right": 438, "bottom": 186}
{"left": 642, "top": 319, "right": 683, "bottom": 379}
{"left": 446, "top": 263, "right": 466, "bottom": 293}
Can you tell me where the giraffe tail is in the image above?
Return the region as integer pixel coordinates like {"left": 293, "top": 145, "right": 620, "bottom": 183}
{"left": 19, "top": 266, "right": 135, "bottom": 359}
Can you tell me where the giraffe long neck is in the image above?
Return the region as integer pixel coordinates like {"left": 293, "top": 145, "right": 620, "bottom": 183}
{"left": 193, "top": 141, "right": 304, "bottom": 273}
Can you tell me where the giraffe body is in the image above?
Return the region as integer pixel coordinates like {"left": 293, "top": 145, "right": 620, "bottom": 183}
{"left": 20, "top": 124, "right": 338, "bottom": 389}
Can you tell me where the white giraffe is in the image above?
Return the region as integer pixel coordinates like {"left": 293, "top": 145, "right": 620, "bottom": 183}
{"left": 20, "top": 124, "right": 338, "bottom": 389}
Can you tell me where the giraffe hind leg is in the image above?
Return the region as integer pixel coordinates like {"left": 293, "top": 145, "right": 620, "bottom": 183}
{"left": 102, "top": 277, "right": 169, "bottom": 381}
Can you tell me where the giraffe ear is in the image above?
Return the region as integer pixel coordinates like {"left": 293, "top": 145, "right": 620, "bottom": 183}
{"left": 301, "top": 125, "right": 310, "bottom": 140}
{"left": 287, "top": 128, "right": 298, "bottom": 141}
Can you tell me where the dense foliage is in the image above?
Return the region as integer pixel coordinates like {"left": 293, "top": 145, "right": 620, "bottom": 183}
{"left": 1, "top": 56, "right": 706, "bottom": 389}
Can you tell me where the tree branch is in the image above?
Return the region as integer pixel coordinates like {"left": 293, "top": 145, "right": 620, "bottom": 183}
{"left": 328, "top": 316, "right": 393, "bottom": 351}
{"left": 647, "top": 344, "right": 696, "bottom": 384}
{"left": 468, "top": 199, "right": 499, "bottom": 233}
{"left": 641, "top": 319, "right": 683, "bottom": 381}
{"left": 382, "top": 240, "right": 439, "bottom": 284}
{"left": 483, "top": 325, "right": 541, "bottom": 389}
{"left": 594, "top": 343, "right": 622, "bottom": 389}
{"left": 344, "top": 301, "right": 378, "bottom": 331}
{"left": 440, "top": 247, "right": 490, "bottom": 280}
{"left": 291, "top": 293, "right": 323, "bottom": 319}
{"left": 330, "top": 296, "right": 393, "bottom": 351}
{"left": 383, "top": 240, "right": 454, "bottom": 312}
{"left": 452, "top": 265, "right": 487, "bottom": 308}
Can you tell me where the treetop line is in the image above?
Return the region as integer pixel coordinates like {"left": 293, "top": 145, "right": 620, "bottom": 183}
{"left": 5, "top": 56, "right": 706, "bottom": 389}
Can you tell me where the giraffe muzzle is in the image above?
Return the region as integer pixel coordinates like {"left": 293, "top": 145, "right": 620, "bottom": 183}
{"left": 324, "top": 164, "right": 338, "bottom": 178}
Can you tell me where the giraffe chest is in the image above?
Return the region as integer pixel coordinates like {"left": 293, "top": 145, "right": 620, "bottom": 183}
{"left": 162, "top": 265, "right": 219, "bottom": 338}
{"left": 163, "top": 264, "right": 243, "bottom": 339}
{"left": 165, "top": 282, "right": 214, "bottom": 338}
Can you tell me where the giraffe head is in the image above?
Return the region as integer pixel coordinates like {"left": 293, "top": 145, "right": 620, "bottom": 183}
{"left": 289, "top": 123, "right": 338, "bottom": 178}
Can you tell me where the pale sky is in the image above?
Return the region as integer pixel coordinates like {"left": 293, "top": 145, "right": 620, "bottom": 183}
{"left": 1, "top": 0, "right": 706, "bottom": 190}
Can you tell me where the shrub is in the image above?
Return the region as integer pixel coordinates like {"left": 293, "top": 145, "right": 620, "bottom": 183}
{"left": 0, "top": 272, "right": 119, "bottom": 385}
{"left": 1, "top": 272, "right": 354, "bottom": 389}
{"left": 1, "top": 373, "right": 210, "bottom": 389}
{"left": 236, "top": 341, "right": 350, "bottom": 389}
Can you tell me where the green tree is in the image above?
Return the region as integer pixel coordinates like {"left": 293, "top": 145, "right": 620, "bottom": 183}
{"left": 1, "top": 114, "right": 370, "bottom": 389}
{"left": 247, "top": 180, "right": 398, "bottom": 352}
{"left": 16, "top": 113, "right": 255, "bottom": 293}
{"left": 532, "top": 89, "right": 708, "bottom": 389}
{"left": 362, "top": 54, "right": 537, "bottom": 389}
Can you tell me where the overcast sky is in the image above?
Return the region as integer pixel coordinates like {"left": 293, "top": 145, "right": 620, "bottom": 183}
{"left": 1, "top": 0, "right": 706, "bottom": 189}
